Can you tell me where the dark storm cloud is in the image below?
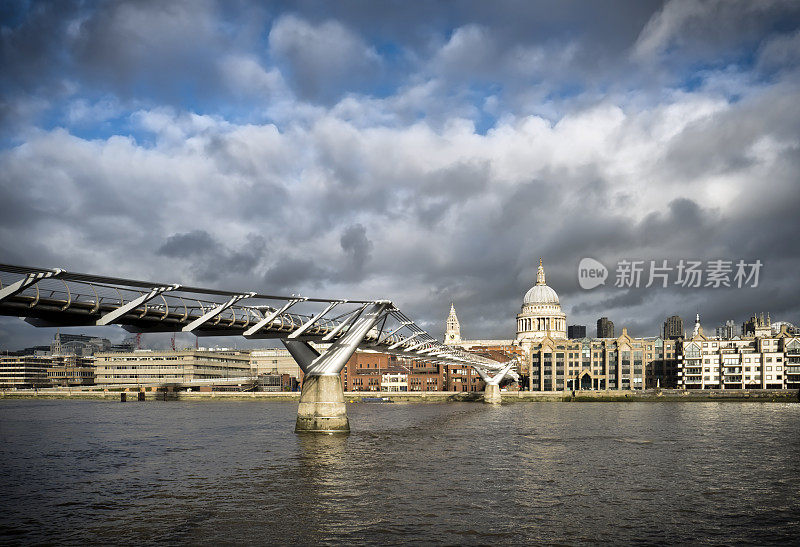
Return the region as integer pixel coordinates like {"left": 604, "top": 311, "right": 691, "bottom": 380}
{"left": 340, "top": 223, "right": 372, "bottom": 270}
{"left": 157, "top": 230, "right": 266, "bottom": 284}
{"left": 263, "top": 257, "right": 328, "bottom": 293}
{"left": 0, "top": 1, "right": 80, "bottom": 89}
{"left": 260, "top": 224, "right": 375, "bottom": 292}
{"left": 157, "top": 230, "right": 218, "bottom": 258}
{"left": 632, "top": 0, "right": 800, "bottom": 63}
{"left": 638, "top": 198, "right": 716, "bottom": 247}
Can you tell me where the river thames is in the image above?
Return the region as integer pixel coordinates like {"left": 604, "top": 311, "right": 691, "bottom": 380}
{"left": 1, "top": 400, "right": 798, "bottom": 545}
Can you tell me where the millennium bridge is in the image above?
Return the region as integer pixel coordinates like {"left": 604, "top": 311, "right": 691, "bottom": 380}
{"left": 0, "top": 264, "right": 516, "bottom": 432}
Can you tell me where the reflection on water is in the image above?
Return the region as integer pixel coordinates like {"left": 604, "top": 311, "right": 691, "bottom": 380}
{"left": 297, "top": 430, "right": 349, "bottom": 462}
{"left": 1, "top": 400, "right": 799, "bottom": 544}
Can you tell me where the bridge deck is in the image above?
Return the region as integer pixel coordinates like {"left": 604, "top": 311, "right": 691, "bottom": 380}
{"left": 0, "top": 264, "right": 507, "bottom": 372}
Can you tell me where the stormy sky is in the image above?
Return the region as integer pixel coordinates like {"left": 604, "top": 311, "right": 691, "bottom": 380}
{"left": 1, "top": 0, "right": 800, "bottom": 350}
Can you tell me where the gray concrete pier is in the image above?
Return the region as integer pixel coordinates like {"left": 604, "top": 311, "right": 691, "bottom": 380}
{"left": 295, "top": 375, "right": 350, "bottom": 433}
{"left": 483, "top": 384, "right": 502, "bottom": 404}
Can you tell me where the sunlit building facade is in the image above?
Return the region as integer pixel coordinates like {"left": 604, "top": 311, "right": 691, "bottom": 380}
{"left": 94, "top": 350, "right": 252, "bottom": 387}
{"left": 525, "top": 331, "right": 679, "bottom": 391}
{"left": 677, "top": 316, "right": 798, "bottom": 390}
{"left": 0, "top": 356, "right": 52, "bottom": 389}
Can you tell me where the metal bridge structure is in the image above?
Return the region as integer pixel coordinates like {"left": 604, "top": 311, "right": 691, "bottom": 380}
{"left": 0, "top": 264, "right": 517, "bottom": 432}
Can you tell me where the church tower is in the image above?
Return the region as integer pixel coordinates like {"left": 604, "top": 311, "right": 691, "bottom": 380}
{"left": 444, "top": 303, "right": 462, "bottom": 345}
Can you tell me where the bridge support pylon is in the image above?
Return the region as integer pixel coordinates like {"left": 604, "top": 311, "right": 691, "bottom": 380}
{"left": 295, "top": 374, "right": 349, "bottom": 432}
{"left": 283, "top": 302, "right": 389, "bottom": 433}
{"left": 483, "top": 383, "right": 502, "bottom": 404}
{"left": 475, "top": 360, "right": 517, "bottom": 405}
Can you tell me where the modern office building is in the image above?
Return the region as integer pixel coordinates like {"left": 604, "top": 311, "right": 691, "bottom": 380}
{"left": 525, "top": 330, "right": 679, "bottom": 391}
{"left": 567, "top": 325, "right": 586, "bottom": 339}
{"left": 47, "top": 355, "right": 96, "bottom": 387}
{"left": 663, "top": 315, "right": 683, "bottom": 339}
{"left": 51, "top": 332, "right": 111, "bottom": 356}
{"left": 255, "top": 373, "right": 296, "bottom": 392}
{"left": 94, "top": 350, "right": 252, "bottom": 387}
{"left": 4, "top": 345, "right": 51, "bottom": 356}
{"left": 0, "top": 356, "right": 52, "bottom": 389}
{"left": 49, "top": 332, "right": 135, "bottom": 356}
{"left": 597, "top": 317, "right": 615, "bottom": 338}
{"left": 250, "top": 348, "right": 303, "bottom": 378}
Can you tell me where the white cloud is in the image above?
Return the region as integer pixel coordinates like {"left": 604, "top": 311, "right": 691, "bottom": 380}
{"left": 66, "top": 96, "right": 123, "bottom": 124}
{"left": 432, "top": 25, "right": 497, "bottom": 75}
{"left": 217, "top": 54, "right": 289, "bottom": 100}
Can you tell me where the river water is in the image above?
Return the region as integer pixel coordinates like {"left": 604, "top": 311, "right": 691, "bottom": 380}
{"left": 1, "top": 400, "right": 798, "bottom": 545}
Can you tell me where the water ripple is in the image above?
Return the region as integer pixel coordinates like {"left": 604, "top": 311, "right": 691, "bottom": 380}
{"left": 0, "top": 400, "right": 798, "bottom": 544}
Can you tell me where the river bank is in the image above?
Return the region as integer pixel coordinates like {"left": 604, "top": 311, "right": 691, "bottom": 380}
{"left": 1, "top": 388, "right": 797, "bottom": 402}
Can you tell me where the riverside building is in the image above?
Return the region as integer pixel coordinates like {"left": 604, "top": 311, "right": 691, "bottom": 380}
{"left": 677, "top": 314, "right": 799, "bottom": 390}
{"left": 0, "top": 355, "right": 52, "bottom": 389}
{"left": 94, "top": 350, "right": 252, "bottom": 387}
{"left": 1, "top": 354, "right": 97, "bottom": 389}
{"left": 46, "top": 355, "right": 96, "bottom": 387}
{"left": 250, "top": 348, "right": 303, "bottom": 378}
{"left": 338, "top": 350, "right": 486, "bottom": 392}
{"left": 524, "top": 331, "right": 680, "bottom": 391}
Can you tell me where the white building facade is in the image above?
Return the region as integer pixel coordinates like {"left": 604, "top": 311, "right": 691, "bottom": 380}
{"left": 677, "top": 317, "right": 798, "bottom": 390}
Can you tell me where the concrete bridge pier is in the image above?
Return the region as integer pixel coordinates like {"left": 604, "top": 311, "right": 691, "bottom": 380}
{"left": 284, "top": 302, "right": 389, "bottom": 434}
{"left": 475, "top": 360, "right": 517, "bottom": 405}
{"left": 295, "top": 374, "right": 350, "bottom": 433}
{"left": 483, "top": 383, "right": 502, "bottom": 404}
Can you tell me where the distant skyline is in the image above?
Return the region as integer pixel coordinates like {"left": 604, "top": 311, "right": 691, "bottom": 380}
{"left": 2, "top": 0, "right": 800, "bottom": 349}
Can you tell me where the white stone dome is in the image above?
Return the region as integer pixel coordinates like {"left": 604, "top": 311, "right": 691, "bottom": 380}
{"left": 524, "top": 284, "right": 560, "bottom": 305}
{"left": 523, "top": 258, "right": 560, "bottom": 305}
{"left": 517, "top": 259, "right": 567, "bottom": 342}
